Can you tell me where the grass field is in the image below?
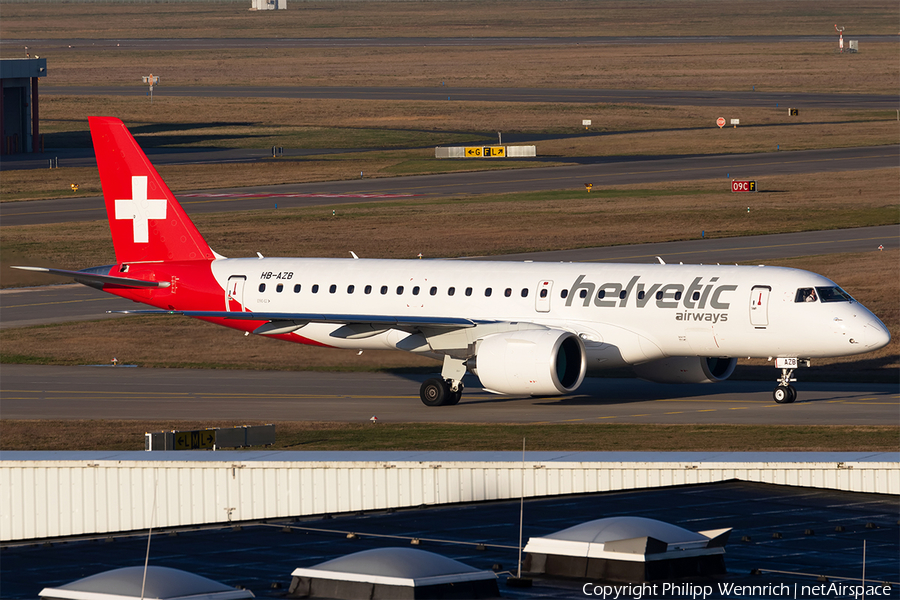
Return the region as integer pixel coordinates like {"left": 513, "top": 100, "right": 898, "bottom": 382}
{"left": 0, "top": 421, "right": 895, "bottom": 452}
{"left": 3, "top": 1, "right": 897, "bottom": 40}
{"left": 4, "top": 171, "right": 897, "bottom": 273}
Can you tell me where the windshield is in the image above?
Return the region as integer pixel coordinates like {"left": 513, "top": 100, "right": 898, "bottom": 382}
{"left": 815, "top": 286, "right": 854, "bottom": 303}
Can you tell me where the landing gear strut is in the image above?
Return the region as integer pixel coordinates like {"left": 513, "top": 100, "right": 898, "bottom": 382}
{"left": 772, "top": 358, "right": 809, "bottom": 404}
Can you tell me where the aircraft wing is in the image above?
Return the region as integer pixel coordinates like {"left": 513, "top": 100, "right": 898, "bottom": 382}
{"left": 111, "top": 309, "right": 487, "bottom": 329}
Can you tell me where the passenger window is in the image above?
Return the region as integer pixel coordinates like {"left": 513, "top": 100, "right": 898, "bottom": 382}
{"left": 521, "top": 288, "right": 528, "bottom": 298}
{"left": 638, "top": 291, "right": 645, "bottom": 300}
{"left": 259, "top": 283, "right": 266, "bottom": 292}
{"left": 561, "top": 289, "right": 568, "bottom": 299}
{"left": 347, "top": 285, "right": 355, "bottom": 294}
{"left": 412, "top": 286, "right": 420, "bottom": 295}
{"left": 656, "top": 291, "right": 663, "bottom": 300}
{"left": 380, "top": 285, "right": 388, "bottom": 295}
{"left": 294, "top": 284, "right": 301, "bottom": 293}
{"left": 619, "top": 290, "right": 627, "bottom": 300}
{"left": 276, "top": 284, "right": 283, "bottom": 293}
{"left": 448, "top": 287, "right": 456, "bottom": 296}
{"left": 597, "top": 290, "right": 605, "bottom": 299}
{"left": 795, "top": 288, "right": 817, "bottom": 303}
{"left": 465, "top": 287, "right": 473, "bottom": 297}
{"left": 485, "top": 288, "right": 493, "bottom": 297}
{"left": 329, "top": 284, "right": 337, "bottom": 294}
{"left": 430, "top": 286, "right": 438, "bottom": 296}
{"left": 540, "top": 289, "right": 548, "bottom": 298}
{"left": 364, "top": 285, "right": 372, "bottom": 294}
{"left": 312, "top": 284, "right": 319, "bottom": 293}
{"left": 579, "top": 289, "right": 588, "bottom": 299}
{"left": 396, "top": 286, "right": 404, "bottom": 295}
{"left": 674, "top": 291, "right": 682, "bottom": 301}
{"left": 504, "top": 288, "right": 512, "bottom": 297}
{"left": 692, "top": 291, "right": 700, "bottom": 301}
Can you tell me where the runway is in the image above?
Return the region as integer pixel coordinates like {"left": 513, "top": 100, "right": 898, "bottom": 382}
{"left": 3, "top": 145, "right": 897, "bottom": 226}
{"left": 3, "top": 364, "right": 896, "bottom": 425}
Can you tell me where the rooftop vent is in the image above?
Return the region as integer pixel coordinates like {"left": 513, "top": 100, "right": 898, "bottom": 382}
{"left": 39, "top": 565, "right": 255, "bottom": 600}
{"left": 289, "top": 547, "right": 499, "bottom": 599}
{"left": 523, "top": 516, "right": 730, "bottom": 583}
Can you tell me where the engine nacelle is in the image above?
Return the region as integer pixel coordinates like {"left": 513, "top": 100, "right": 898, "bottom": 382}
{"left": 633, "top": 356, "right": 737, "bottom": 384}
{"left": 472, "top": 329, "right": 586, "bottom": 395}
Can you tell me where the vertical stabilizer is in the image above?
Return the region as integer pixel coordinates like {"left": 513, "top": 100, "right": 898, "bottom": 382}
{"left": 89, "top": 116, "right": 214, "bottom": 264}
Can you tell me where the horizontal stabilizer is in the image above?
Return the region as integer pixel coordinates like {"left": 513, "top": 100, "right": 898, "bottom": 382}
{"left": 109, "top": 309, "right": 486, "bottom": 329}
{"left": 12, "top": 266, "right": 170, "bottom": 289}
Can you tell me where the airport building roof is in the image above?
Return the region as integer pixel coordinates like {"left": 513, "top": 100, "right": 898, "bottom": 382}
{"left": 4, "top": 481, "right": 897, "bottom": 599}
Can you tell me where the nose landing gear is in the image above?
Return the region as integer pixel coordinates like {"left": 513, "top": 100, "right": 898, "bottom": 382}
{"left": 772, "top": 358, "right": 810, "bottom": 404}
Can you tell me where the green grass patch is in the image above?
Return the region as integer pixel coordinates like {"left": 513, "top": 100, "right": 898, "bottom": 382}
{"left": 1, "top": 421, "right": 896, "bottom": 452}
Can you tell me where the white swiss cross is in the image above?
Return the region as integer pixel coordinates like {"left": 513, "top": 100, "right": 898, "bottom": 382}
{"left": 115, "top": 176, "right": 167, "bottom": 244}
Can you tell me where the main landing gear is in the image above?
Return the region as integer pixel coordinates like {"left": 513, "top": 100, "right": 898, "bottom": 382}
{"left": 420, "top": 378, "right": 464, "bottom": 407}
{"left": 420, "top": 355, "right": 467, "bottom": 407}
{"left": 772, "top": 358, "right": 810, "bottom": 404}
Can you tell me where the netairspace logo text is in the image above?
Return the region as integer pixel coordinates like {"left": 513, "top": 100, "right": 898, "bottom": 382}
{"left": 582, "top": 582, "right": 895, "bottom": 599}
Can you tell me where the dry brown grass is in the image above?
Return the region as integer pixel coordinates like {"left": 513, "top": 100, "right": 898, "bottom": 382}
{"left": 1, "top": 420, "right": 895, "bottom": 452}
{"left": 3, "top": 169, "right": 896, "bottom": 273}
{"left": 3, "top": 1, "right": 897, "bottom": 39}
{"left": 18, "top": 42, "right": 898, "bottom": 94}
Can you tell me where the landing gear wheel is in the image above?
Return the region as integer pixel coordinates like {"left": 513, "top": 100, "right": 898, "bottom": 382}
{"left": 773, "top": 385, "right": 796, "bottom": 404}
{"left": 420, "top": 377, "right": 451, "bottom": 407}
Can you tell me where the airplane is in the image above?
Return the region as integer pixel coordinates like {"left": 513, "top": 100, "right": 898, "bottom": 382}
{"left": 13, "top": 117, "right": 891, "bottom": 406}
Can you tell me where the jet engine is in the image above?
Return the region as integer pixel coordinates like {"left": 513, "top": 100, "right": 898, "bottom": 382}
{"left": 632, "top": 356, "right": 737, "bottom": 384}
{"left": 472, "top": 329, "right": 586, "bottom": 395}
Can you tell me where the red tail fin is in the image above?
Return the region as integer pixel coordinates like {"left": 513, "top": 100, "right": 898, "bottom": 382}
{"left": 89, "top": 116, "right": 215, "bottom": 264}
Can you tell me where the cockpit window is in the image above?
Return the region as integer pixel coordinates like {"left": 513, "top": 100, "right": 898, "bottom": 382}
{"left": 815, "top": 286, "right": 853, "bottom": 303}
{"left": 795, "top": 288, "right": 817, "bottom": 303}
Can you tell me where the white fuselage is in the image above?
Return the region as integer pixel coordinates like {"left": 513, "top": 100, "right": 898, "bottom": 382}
{"left": 209, "top": 257, "right": 890, "bottom": 366}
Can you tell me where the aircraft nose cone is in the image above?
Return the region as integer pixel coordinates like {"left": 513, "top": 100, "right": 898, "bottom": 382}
{"left": 863, "top": 320, "right": 891, "bottom": 350}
